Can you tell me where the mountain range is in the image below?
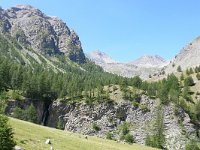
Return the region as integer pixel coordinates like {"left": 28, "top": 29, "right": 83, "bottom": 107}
{"left": 87, "top": 50, "right": 169, "bottom": 79}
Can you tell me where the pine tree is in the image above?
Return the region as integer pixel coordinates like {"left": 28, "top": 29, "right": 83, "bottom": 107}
{"left": 0, "top": 115, "right": 16, "bottom": 150}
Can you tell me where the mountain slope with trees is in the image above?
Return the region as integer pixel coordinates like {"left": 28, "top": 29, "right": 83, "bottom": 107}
{"left": 0, "top": 4, "right": 200, "bottom": 150}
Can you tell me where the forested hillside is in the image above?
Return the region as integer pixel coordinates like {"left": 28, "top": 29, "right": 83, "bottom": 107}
{"left": 0, "top": 5, "right": 200, "bottom": 150}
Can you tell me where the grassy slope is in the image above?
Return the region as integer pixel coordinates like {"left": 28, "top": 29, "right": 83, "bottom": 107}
{"left": 9, "top": 118, "right": 158, "bottom": 150}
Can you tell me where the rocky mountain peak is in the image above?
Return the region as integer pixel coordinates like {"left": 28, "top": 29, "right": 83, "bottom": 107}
{"left": 87, "top": 50, "right": 116, "bottom": 64}
{"left": 7, "top": 5, "right": 45, "bottom": 19}
{"left": 131, "top": 55, "right": 168, "bottom": 68}
{"left": 0, "top": 5, "right": 85, "bottom": 63}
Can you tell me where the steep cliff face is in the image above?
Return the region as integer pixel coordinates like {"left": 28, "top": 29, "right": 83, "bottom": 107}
{"left": 47, "top": 96, "right": 197, "bottom": 150}
{"left": 0, "top": 5, "right": 85, "bottom": 63}
{"left": 5, "top": 95, "right": 198, "bottom": 150}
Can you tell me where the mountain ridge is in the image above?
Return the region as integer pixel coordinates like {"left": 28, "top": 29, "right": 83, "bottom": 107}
{"left": 165, "top": 36, "right": 200, "bottom": 74}
{"left": 87, "top": 50, "right": 168, "bottom": 78}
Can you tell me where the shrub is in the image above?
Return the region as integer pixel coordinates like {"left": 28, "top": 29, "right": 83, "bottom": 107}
{"left": 195, "top": 101, "right": 200, "bottom": 121}
{"left": 13, "top": 104, "right": 38, "bottom": 123}
{"left": 185, "top": 140, "right": 200, "bottom": 150}
{"left": 140, "top": 104, "right": 150, "bottom": 113}
{"left": 11, "top": 91, "right": 21, "bottom": 100}
{"left": 106, "top": 132, "right": 113, "bottom": 140}
{"left": 184, "top": 76, "right": 195, "bottom": 86}
{"left": 145, "top": 107, "right": 165, "bottom": 149}
{"left": 180, "top": 73, "right": 184, "bottom": 80}
{"left": 92, "top": 123, "right": 101, "bottom": 132}
{"left": 124, "top": 133, "right": 135, "bottom": 144}
{"left": 25, "top": 104, "right": 37, "bottom": 123}
{"left": 196, "top": 73, "right": 200, "bottom": 80}
{"left": 145, "top": 135, "right": 163, "bottom": 148}
{"left": 132, "top": 101, "right": 139, "bottom": 108}
{"left": 119, "top": 122, "right": 130, "bottom": 135}
{"left": 189, "top": 68, "right": 194, "bottom": 74}
{"left": 13, "top": 107, "right": 25, "bottom": 120}
{"left": 0, "top": 115, "right": 16, "bottom": 150}
{"left": 177, "top": 66, "right": 182, "bottom": 72}
{"left": 57, "top": 118, "right": 65, "bottom": 130}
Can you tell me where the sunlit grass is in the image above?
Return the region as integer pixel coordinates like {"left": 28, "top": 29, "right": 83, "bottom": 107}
{"left": 9, "top": 117, "right": 158, "bottom": 150}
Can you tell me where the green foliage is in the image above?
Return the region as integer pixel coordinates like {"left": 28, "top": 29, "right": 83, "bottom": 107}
{"left": 196, "top": 73, "right": 200, "bottom": 80}
{"left": 185, "top": 140, "right": 200, "bottom": 150}
{"left": 169, "top": 88, "right": 179, "bottom": 104}
{"left": 145, "top": 74, "right": 180, "bottom": 105}
{"left": 145, "top": 107, "right": 165, "bottom": 149}
{"left": 26, "top": 104, "right": 38, "bottom": 123}
{"left": 13, "top": 107, "right": 24, "bottom": 120}
{"left": 92, "top": 123, "right": 101, "bottom": 132}
{"left": 182, "top": 86, "right": 193, "bottom": 102}
{"left": 139, "top": 104, "right": 150, "bottom": 113}
{"left": 180, "top": 73, "right": 184, "bottom": 80}
{"left": 184, "top": 76, "right": 195, "bottom": 86}
{"left": 56, "top": 118, "right": 65, "bottom": 130}
{"left": 13, "top": 104, "right": 38, "bottom": 123}
{"left": 106, "top": 132, "right": 113, "bottom": 140}
{"left": 132, "top": 101, "right": 139, "bottom": 108}
{"left": 118, "top": 122, "right": 135, "bottom": 144}
{"left": 0, "top": 115, "right": 16, "bottom": 150}
{"left": 158, "top": 84, "right": 169, "bottom": 105}
{"left": 124, "top": 134, "right": 135, "bottom": 144}
{"left": 189, "top": 68, "right": 194, "bottom": 74}
{"left": 177, "top": 65, "right": 182, "bottom": 72}
{"left": 119, "top": 122, "right": 130, "bottom": 136}
{"left": 195, "top": 101, "right": 200, "bottom": 121}
{"left": 0, "top": 92, "right": 7, "bottom": 114}
{"left": 195, "top": 66, "right": 200, "bottom": 73}
{"left": 130, "top": 76, "right": 142, "bottom": 88}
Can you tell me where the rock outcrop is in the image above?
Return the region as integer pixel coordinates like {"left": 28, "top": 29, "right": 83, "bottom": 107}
{"left": 47, "top": 96, "right": 197, "bottom": 149}
{"left": 0, "top": 5, "right": 85, "bottom": 63}
{"left": 5, "top": 95, "right": 198, "bottom": 149}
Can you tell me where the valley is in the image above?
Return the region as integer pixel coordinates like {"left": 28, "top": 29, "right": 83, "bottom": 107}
{"left": 0, "top": 4, "right": 199, "bottom": 150}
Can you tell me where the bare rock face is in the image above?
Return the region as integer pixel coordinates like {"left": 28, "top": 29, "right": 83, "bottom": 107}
{"left": 87, "top": 50, "right": 117, "bottom": 64}
{"left": 130, "top": 55, "right": 169, "bottom": 68}
{"left": 47, "top": 96, "right": 197, "bottom": 149}
{"left": 0, "top": 5, "right": 85, "bottom": 63}
{"left": 165, "top": 37, "right": 200, "bottom": 73}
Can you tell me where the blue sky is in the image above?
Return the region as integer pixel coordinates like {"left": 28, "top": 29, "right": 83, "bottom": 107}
{"left": 1, "top": 0, "right": 200, "bottom": 62}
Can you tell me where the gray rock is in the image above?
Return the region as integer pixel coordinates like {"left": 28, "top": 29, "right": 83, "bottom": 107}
{"left": 14, "top": 145, "right": 24, "bottom": 150}
{"left": 45, "top": 139, "right": 51, "bottom": 144}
